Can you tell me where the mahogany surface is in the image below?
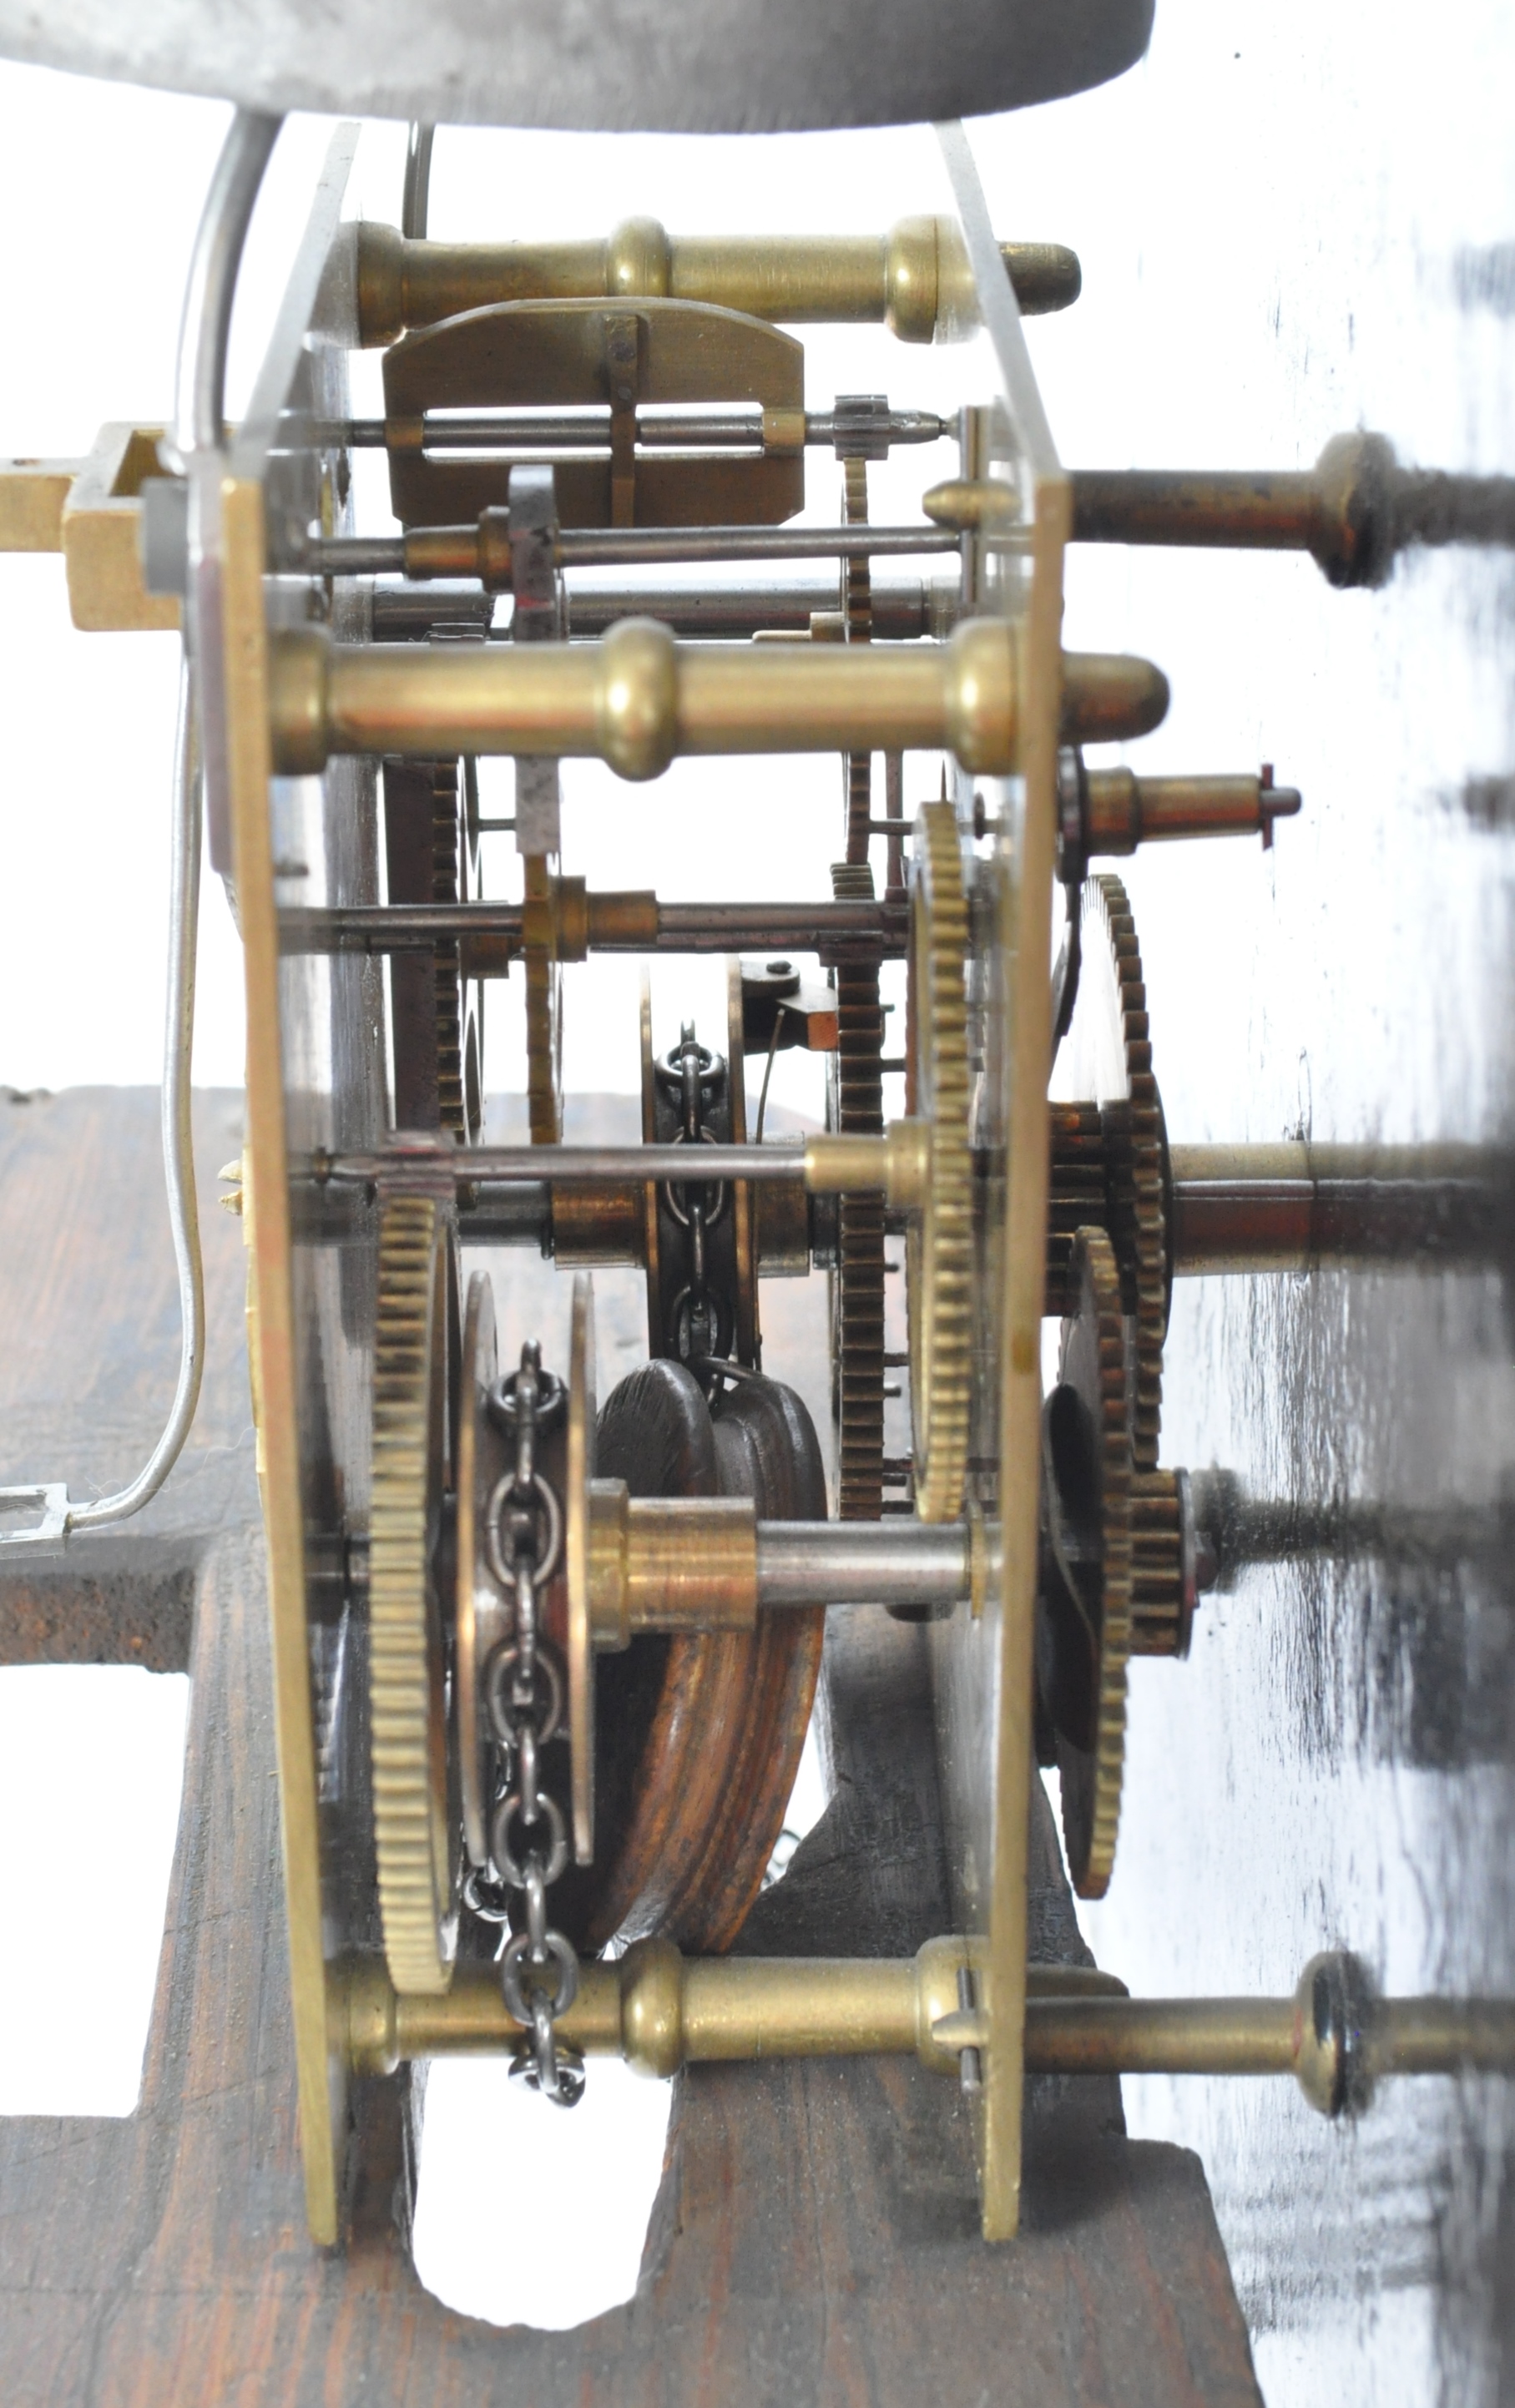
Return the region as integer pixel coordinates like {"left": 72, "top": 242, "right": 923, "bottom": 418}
{"left": 0, "top": 1087, "right": 1261, "bottom": 2406}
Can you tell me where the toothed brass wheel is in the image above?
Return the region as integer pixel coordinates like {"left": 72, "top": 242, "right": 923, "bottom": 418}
{"left": 1050, "top": 873, "right": 1167, "bottom": 1472}
{"left": 370, "top": 1193, "right": 458, "bottom": 1994}
{"left": 1043, "top": 1224, "right": 1133, "bottom": 1901}
{"left": 906, "top": 799, "right": 973, "bottom": 1523}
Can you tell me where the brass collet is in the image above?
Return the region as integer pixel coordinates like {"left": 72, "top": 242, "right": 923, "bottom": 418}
{"left": 588, "top": 1485, "right": 760, "bottom": 1648}
{"left": 268, "top": 620, "right": 1168, "bottom": 782}
{"left": 804, "top": 1119, "right": 932, "bottom": 1213}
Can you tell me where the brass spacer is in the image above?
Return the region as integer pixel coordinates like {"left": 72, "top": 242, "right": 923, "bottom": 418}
{"left": 550, "top": 1181, "right": 646, "bottom": 1267}
{"left": 762, "top": 406, "right": 807, "bottom": 457}
{"left": 923, "top": 477, "right": 1019, "bottom": 531}
{"left": 585, "top": 886, "right": 659, "bottom": 949}
{"left": 355, "top": 220, "right": 406, "bottom": 346}
{"left": 624, "top": 1496, "right": 759, "bottom": 1634}
{"left": 588, "top": 1477, "right": 632, "bottom": 1649}
{"left": 1292, "top": 1951, "right": 1374, "bottom": 2117}
{"left": 1060, "top": 651, "right": 1169, "bottom": 746}
{"left": 884, "top": 1116, "right": 933, "bottom": 1214}
{"left": 554, "top": 875, "right": 590, "bottom": 962}
{"left": 619, "top": 1936, "right": 685, "bottom": 2078}
{"left": 331, "top": 1956, "right": 401, "bottom": 2078}
{"left": 476, "top": 506, "right": 514, "bottom": 593}
{"left": 944, "top": 617, "right": 1021, "bottom": 775}
{"left": 605, "top": 215, "right": 672, "bottom": 299}
{"left": 596, "top": 616, "right": 679, "bottom": 781}
{"left": 268, "top": 628, "right": 331, "bottom": 777}
{"left": 915, "top": 1934, "right": 986, "bottom": 2073}
{"left": 883, "top": 215, "right": 940, "bottom": 344}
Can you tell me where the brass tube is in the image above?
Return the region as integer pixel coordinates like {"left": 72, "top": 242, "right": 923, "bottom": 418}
{"left": 681, "top": 1956, "right": 916, "bottom": 2061}
{"left": 1169, "top": 1141, "right": 1506, "bottom": 1274}
{"left": 1372, "top": 1999, "right": 1515, "bottom": 2077}
{"left": 1084, "top": 770, "right": 1301, "bottom": 853}
{"left": 1023, "top": 1995, "right": 1298, "bottom": 2077}
{"left": 269, "top": 619, "right": 1167, "bottom": 781}
{"left": 1071, "top": 468, "right": 1324, "bottom": 553}
{"left": 280, "top": 896, "right": 903, "bottom": 966}
{"left": 1058, "top": 652, "right": 1169, "bottom": 745}
{"left": 624, "top": 1495, "right": 759, "bottom": 1634}
{"left": 356, "top": 216, "right": 1080, "bottom": 346}
{"left": 1072, "top": 436, "right": 1515, "bottom": 589}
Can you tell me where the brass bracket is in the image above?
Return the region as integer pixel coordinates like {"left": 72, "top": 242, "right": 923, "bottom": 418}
{"left": 0, "top": 423, "right": 179, "bottom": 632}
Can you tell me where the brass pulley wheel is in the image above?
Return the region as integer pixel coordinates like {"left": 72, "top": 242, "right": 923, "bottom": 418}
{"left": 370, "top": 1194, "right": 458, "bottom": 1993}
{"left": 1043, "top": 1224, "right": 1134, "bottom": 1901}
{"left": 906, "top": 798, "right": 973, "bottom": 1523}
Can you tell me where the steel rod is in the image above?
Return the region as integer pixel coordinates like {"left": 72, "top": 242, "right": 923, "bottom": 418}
{"left": 169, "top": 109, "right": 284, "bottom": 464}
{"left": 564, "top": 573, "right": 948, "bottom": 641}
{"left": 346, "top": 405, "right": 948, "bottom": 452}
{"left": 363, "top": 572, "right": 951, "bottom": 644}
{"left": 280, "top": 896, "right": 906, "bottom": 959}
{"left": 653, "top": 900, "right": 904, "bottom": 952}
{"left": 317, "top": 1141, "right": 808, "bottom": 1186}
{"left": 302, "top": 522, "right": 961, "bottom": 579}
{"left": 545, "top": 522, "right": 961, "bottom": 565}
{"left": 755, "top": 1519, "right": 970, "bottom": 1608}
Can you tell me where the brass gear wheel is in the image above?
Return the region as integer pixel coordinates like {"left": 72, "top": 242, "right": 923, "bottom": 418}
{"left": 1051, "top": 874, "right": 1167, "bottom": 1472}
{"left": 1130, "top": 1467, "right": 1194, "bottom": 1658}
{"left": 829, "top": 861, "right": 887, "bottom": 1520}
{"left": 369, "top": 1193, "right": 457, "bottom": 1994}
{"left": 429, "top": 760, "right": 467, "bottom": 1140}
{"left": 1053, "top": 1224, "right": 1133, "bottom": 1900}
{"left": 906, "top": 798, "right": 973, "bottom": 1523}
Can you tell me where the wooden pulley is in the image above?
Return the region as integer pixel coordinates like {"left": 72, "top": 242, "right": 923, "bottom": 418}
{"left": 551, "top": 1353, "right": 826, "bottom": 1954}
